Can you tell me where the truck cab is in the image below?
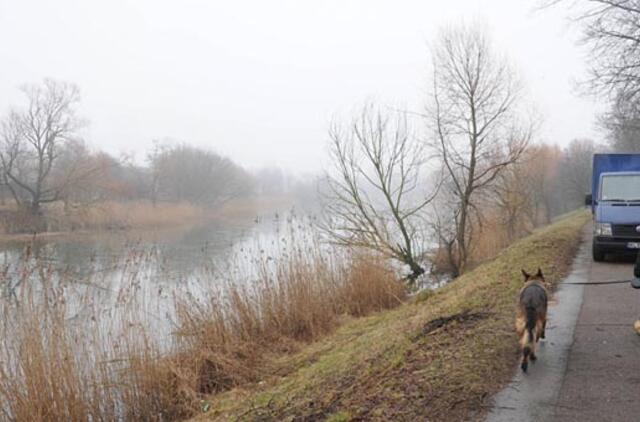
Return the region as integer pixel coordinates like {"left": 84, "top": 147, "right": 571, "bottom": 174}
{"left": 589, "top": 154, "right": 640, "bottom": 261}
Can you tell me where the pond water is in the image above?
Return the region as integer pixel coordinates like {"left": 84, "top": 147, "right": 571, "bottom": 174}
{"left": 0, "top": 208, "right": 435, "bottom": 351}
{"left": 0, "top": 216, "right": 273, "bottom": 280}
{"left": 0, "top": 212, "right": 298, "bottom": 346}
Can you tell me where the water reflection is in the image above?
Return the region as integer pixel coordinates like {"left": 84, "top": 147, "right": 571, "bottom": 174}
{"left": 0, "top": 215, "right": 287, "bottom": 344}
{"left": 0, "top": 217, "right": 264, "bottom": 278}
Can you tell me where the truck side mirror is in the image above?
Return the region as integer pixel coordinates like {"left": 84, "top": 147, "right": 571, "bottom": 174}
{"left": 585, "top": 193, "right": 593, "bottom": 206}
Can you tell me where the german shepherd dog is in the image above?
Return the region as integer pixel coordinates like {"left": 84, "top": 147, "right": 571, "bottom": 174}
{"left": 515, "top": 268, "right": 548, "bottom": 372}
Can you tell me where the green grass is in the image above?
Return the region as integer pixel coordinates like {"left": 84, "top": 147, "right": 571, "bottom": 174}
{"left": 193, "top": 211, "right": 590, "bottom": 421}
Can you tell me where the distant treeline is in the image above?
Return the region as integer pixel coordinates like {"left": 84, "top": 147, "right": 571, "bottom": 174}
{"left": 0, "top": 79, "right": 317, "bottom": 223}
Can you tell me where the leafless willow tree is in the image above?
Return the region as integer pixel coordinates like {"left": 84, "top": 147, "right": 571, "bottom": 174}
{"left": 0, "top": 80, "right": 89, "bottom": 215}
{"left": 323, "top": 105, "right": 438, "bottom": 282}
{"left": 427, "top": 24, "right": 533, "bottom": 276}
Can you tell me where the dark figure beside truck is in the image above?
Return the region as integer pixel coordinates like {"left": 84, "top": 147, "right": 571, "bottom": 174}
{"left": 586, "top": 154, "right": 640, "bottom": 261}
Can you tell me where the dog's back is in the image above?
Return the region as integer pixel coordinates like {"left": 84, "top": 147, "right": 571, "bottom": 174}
{"left": 516, "top": 269, "right": 548, "bottom": 372}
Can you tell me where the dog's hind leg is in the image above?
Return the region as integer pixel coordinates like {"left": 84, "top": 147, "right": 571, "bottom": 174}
{"left": 521, "top": 346, "right": 530, "bottom": 372}
{"left": 521, "top": 326, "right": 537, "bottom": 372}
{"left": 529, "top": 328, "right": 538, "bottom": 362}
{"left": 520, "top": 328, "right": 534, "bottom": 372}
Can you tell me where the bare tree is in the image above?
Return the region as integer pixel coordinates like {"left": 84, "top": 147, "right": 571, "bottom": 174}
{"left": 149, "top": 143, "right": 254, "bottom": 206}
{"left": 0, "top": 80, "right": 85, "bottom": 215}
{"left": 491, "top": 163, "right": 532, "bottom": 242}
{"left": 491, "top": 141, "right": 589, "bottom": 241}
{"left": 547, "top": 0, "right": 640, "bottom": 100}
{"left": 427, "top": 23, "right": 532, "bottom": 276}
{"left": 599, "top": 94, "right": 640, "bottom": 151}
{"left": 545, "top": 1, "right": 640, "bottom": 151}
{"left": 50, "top": 140, "right": 115, "bottom": 208}
{"left": 146, "top": 140, "right": 167, "bottom": 207}
{"left": 322, "top": 104, "right": 438, "bottom": 282}
{"left": 528, "top": 144, "right": 565, "bottom": 224}
{"left": 559, "top": 138, "right": 599, "bottom": 206}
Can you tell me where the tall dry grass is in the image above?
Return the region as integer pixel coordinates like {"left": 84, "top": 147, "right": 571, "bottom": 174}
{"left": 0, "top": 196, "right": 296, "bottom": 235}
{"left": 213, "top": 195, "right": 294, "bottom": 221}
{"left": 0, "top": 264, "right": 118, "bottom": 421}
{"left": 0, "top": 219, "right": 406, "bottom": 421}
{"left": 174, "top": 246, "right": 405, "bottom": 396}
{"left": 0, "top": 200, "right": 206, "bottom": 235}
{"left": 52, "top": 201, "right": 204, "bottom": 231}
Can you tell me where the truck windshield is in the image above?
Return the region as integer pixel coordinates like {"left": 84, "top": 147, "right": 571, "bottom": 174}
{"left": 600, "top": 174, "right": 640, "bottom": 201}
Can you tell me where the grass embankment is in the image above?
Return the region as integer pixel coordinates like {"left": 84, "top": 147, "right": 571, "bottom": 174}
{"left": 194, "top": 211, "right": 590, "bottom": 421}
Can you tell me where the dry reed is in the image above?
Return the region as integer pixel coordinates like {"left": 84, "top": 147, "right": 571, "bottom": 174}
{"left": 0, "top": 218, "right": 406, "bottom": 421}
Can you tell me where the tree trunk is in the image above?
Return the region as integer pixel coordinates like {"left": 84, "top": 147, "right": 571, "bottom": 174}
{"left": 455, "top": 200, "right": 469, "bottom": 277}
{"left": 28, "top": 199, "right": 47, "bottom": 232}
{"left": 30, "top": 201, "right": 40, "bottom": 215}
{"left": 405, "top": 258, "right": 425, "bottom": 283}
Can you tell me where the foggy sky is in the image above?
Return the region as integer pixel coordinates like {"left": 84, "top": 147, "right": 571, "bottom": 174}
{"left": 0, "top": 0, "right": 602, "bottom": 173}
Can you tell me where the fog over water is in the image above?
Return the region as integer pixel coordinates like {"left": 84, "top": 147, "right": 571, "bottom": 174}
{"left": 0, "top": 2, "right": 625, "bottom": 418}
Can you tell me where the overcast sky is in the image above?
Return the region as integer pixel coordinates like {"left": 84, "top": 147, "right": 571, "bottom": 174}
{"left": 0, "top": 0, "right": 602, "bottom": 173}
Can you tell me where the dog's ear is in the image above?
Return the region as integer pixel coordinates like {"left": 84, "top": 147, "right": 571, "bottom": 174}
{"left": 521, "top": 269, "right": 530, "bottom": 280}
{"left": 536, "top": 268, "right": 544, "bottom": 278}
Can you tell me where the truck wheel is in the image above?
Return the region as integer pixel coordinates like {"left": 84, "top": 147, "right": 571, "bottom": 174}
{"left": 593, "top": 243, "right": 605, "bottom": 262}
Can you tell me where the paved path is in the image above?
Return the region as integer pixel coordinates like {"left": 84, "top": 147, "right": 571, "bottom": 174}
{"left": 488, "top": 226, "right": 640, "bottom": 422}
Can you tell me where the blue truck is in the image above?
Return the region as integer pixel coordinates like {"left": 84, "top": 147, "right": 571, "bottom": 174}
{"left": 587, "top": 153, "right": 640, "bottom": 261}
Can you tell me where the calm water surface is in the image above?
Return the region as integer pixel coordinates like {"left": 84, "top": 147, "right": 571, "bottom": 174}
{"left": 0, "top": 213, "right": 297, "bottom": 345}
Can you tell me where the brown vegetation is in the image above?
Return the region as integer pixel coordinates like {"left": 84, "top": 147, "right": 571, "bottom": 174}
{"left": 56, "top": 201, "right": 205, "bottom": 231}
{"left": 0, "top": 201, "right": 204, "bottom": 235}
{"left": 0, "top": 226, "right": 405, "bottom": 421}
{"left": 431, "top": 140, "right": 594, "bottom": 275}
{"left": 0, "top": 196, "right": 296, "bottom": 237}
{"left": 212, "top": 195, "right": 294, "bottom": 221}
{"left": 193, "top": 211, "right": 589, "bottom": 421}
{"left": 0, "top": 210, "right": 589, "bottom": 422}
{"left": 172, "top": 249, "right": 406, "bottom": 398}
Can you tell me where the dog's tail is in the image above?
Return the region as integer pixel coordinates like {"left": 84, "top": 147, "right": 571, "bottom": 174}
{"left": 520, "top": 306, "right": 537, "bottom": 373}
